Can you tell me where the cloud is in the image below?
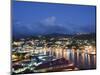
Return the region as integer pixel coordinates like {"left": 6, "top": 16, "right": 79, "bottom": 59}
{"left": 13, "top": 16, "right": 95, "bottom": 39}
{"left": 41, "top": 16, "right": 56, "bottom": 26}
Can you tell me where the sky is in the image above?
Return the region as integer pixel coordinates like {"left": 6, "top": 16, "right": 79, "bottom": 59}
{"left": 12, "top": 1, "right": 96, "bottom": 38}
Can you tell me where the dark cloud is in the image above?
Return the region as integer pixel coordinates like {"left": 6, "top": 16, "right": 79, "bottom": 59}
{"left": 13, "top": 15, "right": 96, "bottom": 38}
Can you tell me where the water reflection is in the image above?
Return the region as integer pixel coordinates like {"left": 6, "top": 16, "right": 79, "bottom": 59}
{"left": 65, "top": 49, "right": 96, "bottom": 70}
{"left": 36, "top": 46, "right": 96, "bottom": 70}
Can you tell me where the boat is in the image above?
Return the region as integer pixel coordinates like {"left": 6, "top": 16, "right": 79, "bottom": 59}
{"left": 34, "top": 58, "right": 75, "bottom": 72}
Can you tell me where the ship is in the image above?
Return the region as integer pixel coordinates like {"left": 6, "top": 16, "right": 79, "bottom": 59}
{"left": 34, "top": 58, "right": 76, "bottom": 72}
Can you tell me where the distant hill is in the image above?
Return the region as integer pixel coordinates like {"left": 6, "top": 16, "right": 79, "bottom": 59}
{"left": 73, "top": 33, "right": 96, "bottom": 40}
{"left": 12, "top": 33, "right": 96, "bottom": 41}
{"left": 42, "top": 33, "right": 72, "bottom": 38}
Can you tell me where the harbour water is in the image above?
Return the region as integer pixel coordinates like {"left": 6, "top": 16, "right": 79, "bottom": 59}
{"left": 65, "top": 49, "right": 96, "bottom": 70}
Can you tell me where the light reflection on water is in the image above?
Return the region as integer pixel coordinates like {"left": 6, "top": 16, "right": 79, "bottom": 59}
{"left": 65, "top": 49, "right": 96, "bottom": 69}
{"left": 32, "top": 47, "right": 96, "bottom": 70}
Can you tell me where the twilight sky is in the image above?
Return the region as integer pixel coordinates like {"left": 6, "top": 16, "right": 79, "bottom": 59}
{"left": 12, "top": 1, "right": 96, "bottom": 38}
